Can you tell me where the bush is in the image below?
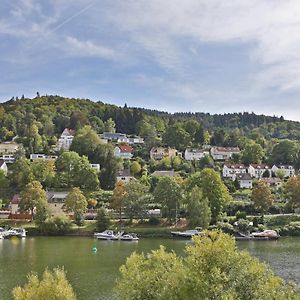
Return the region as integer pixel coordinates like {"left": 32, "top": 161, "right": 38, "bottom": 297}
{"left": 266, "top": 214, "right": 300, "bottom": 227}
{"left": 235, "top": 219, "right": 253, "bottom": 233}
{"left": 279, "top": 222, "right": 300, "bottom": 236}
{"left": 235, "top": 210, "right": 247, "bottom": 221}
{"left": 38, "top": 214, "right": 72, "bottom": 235}
{"left": 148, "top": 216, "right": 160, "bottom": 225}
{"left": 215, "top": 222, "right": 235, "bottom": 235}
{"left": 225, "top": 201, "right": 257, "bottom": 216}
{"left": 12, "top": 267, "right": 76, "bottom": 300}
{"left": 96, "top": 208, "right": 111, "bottom": 232}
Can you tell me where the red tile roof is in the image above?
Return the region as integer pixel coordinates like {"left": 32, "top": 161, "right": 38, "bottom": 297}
{"left": 118, "top": 145, "right": 133, "bottom": 153}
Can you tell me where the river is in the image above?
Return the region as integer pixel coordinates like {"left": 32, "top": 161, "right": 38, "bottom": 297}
{"left": 0, "top": 236, "right": 299, "bottom": 300}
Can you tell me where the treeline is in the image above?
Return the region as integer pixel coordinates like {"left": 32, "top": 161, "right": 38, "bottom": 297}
{"left": 2, "top": 95, "right": 300, "bottom": 144}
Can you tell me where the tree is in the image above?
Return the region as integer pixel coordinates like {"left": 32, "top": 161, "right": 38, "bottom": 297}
{"left": 31, "top": 160, "right": 55, "bottom": 188}
{"left": 130, "top": 161, "right": 142, "bottom": 176}
{"left": 241, "top": 141, "right": 264, "bottom": 165}
{"left": 64, "top": 187, "right": 88, "bottom": 226}
{"left": 285, "top": 176, "right": 300, "bottom": 209}
{"left": 116, "top": 231, "right": 297, "bottom": 300}
{"left": 162, "top": 124, "right": 191, "bottom": 151}
{"left": 70, "top": 125, "right": 101, "bottom": 157}
{"left": 270, "top": 140, "right": 299, "bottom": 166}
{"left": 104, "top": 118, "right": 116, "bottom": 133}
{"left": 69, "top": 111, "right": 88, "bottom": 130}
{"left": 111, "top": 181, "right": 127, "bottom": 223}
{"left": 187, "top": 187, "right": 211, "bottom": 228}
{"left": 199, "top": 169, "right": 231, "bottom": 223}
{"left": 96, "top": 207, "right": 111, "bottom": 232}
{"left": 123, "top": 180, "right": 150, "bottom": 222}
{"left": 12, "top": 267, "right": 76, "bottom": 300}
{"left": 55, "top": 152, "right": 99, "bottom": 190}
{"left": 251, "top": 181, "right": 274, "bottom": 217}
{"left": 10, "top": 158, "right": 33, "bottom": 189}
{"left": 153, "top": 177, "right": 182, "bottom": 220}
{"left": 20, "top": 181, "right": 48, "bottom": 220}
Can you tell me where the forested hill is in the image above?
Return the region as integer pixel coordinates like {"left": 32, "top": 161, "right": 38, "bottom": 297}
{"left": 1, "top": 95, "right": 300, "bottom": 141}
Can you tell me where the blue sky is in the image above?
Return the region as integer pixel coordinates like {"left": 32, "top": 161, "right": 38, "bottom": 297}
{"left": 1, "top": 1, "right": 300, "bottom": 121}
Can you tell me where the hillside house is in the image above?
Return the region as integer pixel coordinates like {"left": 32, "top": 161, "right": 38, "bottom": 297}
{"left": 102, "top": 132, "right": 126, "bottom": 141}
{"left": 0, "top": 142, "right": 21, "bottom": 163}
{"left": 116, "top": 169, "right": 135, "bottom": 183}
{"left": 0, "top": 160, "right": 8, "bottom": 176}
{"left": 271, "top": 164, "right": 295, "bottom": 178}
{"left": 90, "top": 163, "right": 101, "bottom": 173}
{"left": 150, "top": 147, "right": 178, "bottom": 160}
{"left": 184, "top": 148, "right": 209, "bottom": 161}
{"left": 114, "top": 145, "right": 133, "bottom": 159}
{"left": 47, "top": 191, "right": 69, "bottom": 216}
{"left": 30, "top": 154, "right": 58, "bottom": 161}
{"left": 210, "top": 147, "right": 240, "bottom": 160}
{"left": 222, "top": 164, "right": 247, "bottom": 179}
{"left": 248, "top": 164, "right": 271, "bottom": 179}
{"left": 57, "top": 128, "right": 75, "bottom": 150}
{"left": 236, "top": 173, "right": 253, "bottom": 189}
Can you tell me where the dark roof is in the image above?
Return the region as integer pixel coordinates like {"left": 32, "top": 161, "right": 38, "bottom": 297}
{"left": 117, "top": 169, "right": 132, "bottom": 177}
{"left": 224, "top": 164, "right": 245, "bottom": 169}
{"left": 249, "top": 164, "right": 270, "bottom": 169}
{"left": 236, "top": 173, "right": 252, "bottom": 180}
{"left": 11, "top": 194, "right": 20, "bottom": 204}
{"left": 0, "top": 159, "right": 5, "bottom": 167}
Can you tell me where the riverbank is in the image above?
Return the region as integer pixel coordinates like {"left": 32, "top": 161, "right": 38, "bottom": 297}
{"left": 1, "top": 215, "right": 300, "bottom": 237}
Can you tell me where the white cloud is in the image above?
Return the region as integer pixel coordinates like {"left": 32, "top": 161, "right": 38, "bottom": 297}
{"left": 65, "top": 36, "right": 115, "bottom": 59}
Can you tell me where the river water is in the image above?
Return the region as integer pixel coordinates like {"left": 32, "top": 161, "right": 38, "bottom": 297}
{"left": 0, "top": 236, "right": 299, "bottom": 300}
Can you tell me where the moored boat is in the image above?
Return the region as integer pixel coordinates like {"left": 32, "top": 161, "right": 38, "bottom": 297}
{"left": 171, "top": 229, "right": 200, "bottom": 238}
{"left": 250, "top": 230, "right": 279, "bottom": 240}
{"left": 94, "top": 230, "right": 123, "bottom": 240}
{"left": 120, "top": 233, "right": 139, "bottom": 241}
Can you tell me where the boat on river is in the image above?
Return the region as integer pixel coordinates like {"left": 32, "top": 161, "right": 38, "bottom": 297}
{"left": 0, "top": 227, "right": 26, "bottom": 239}
{"left": 120, "top": 233, "right": 139, "bottom": 241}
{"left": 235, "top": 230, "right": 279, "bottom": 241}
{"left": 171, "top": 229, "right": 200, "bottom": 238}
{"left": 94, "top": 230, "right": 123, "bottom": 240}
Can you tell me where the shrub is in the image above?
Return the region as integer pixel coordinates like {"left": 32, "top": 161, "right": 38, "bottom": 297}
{"left": 12, "top": 267, "right": 76, "bottom": 300}
{"left": 279, "top": 222, "right": 300, "bottom": 236}
{"left": 38, "top": 214, "right": 72, "bottom": 235}
{"left": 266, "top": 214, "right": 300, "bottom": 227}
{"left": 235, "top": 219, "right": 252, "bottom": 233}
{"left": 148, "top": 216, "right": 160, "bottom": 225}
{"left": 216, "top": 222, "right": 235, "bottom": 235}
{"left": 235, "top": 210, "right": 247, "bottom": 221}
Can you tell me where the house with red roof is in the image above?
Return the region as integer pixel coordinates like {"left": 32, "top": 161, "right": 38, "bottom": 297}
{"left": 114, "top": 145, "right": 133, "bottom": 159}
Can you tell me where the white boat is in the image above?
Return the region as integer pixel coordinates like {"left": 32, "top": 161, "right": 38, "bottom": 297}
{"left": 171, "top": 229, "right": 200, "bottom": 238}
{"left": 0, "top": 228, "right": 26, "bottom": 238}
{"left": 94, "top": 230, "right": 122, "bottom": 240}
{"left": 250, "top": 230, "right": 279, "bottom": 240}
{"left": 120, "top": 233, "right": 139, "bottom": 241}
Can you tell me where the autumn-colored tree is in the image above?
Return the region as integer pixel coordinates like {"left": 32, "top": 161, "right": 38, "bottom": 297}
{"left": 285, "top": 176, "right": 300, "bottom": 209}
{"left": 20, "top": 181, "right": 48, "bottom": 220}
{"left": 111, "top": 181, "right": 127, "bottom": 223}
{"left": 251, "top": 181, "right": 274, "bottom": 217}
{"left": 64, "top": 187, "right": 88, "bottom": 226}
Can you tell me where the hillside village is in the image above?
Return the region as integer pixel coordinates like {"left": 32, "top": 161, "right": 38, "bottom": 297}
{"left": 0, "top": 96, "right": 300, "bottom": 233}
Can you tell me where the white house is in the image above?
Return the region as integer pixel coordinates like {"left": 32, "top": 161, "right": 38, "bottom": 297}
{"left": 116, "top": 169, "right": 135, "bottom": 183}
{"left": 271, "top": 164, "right": 295, "bottom": 178}
{"left": 90, "top": 163, "right": 101, "bottom": 173}
{"left": 0, "top": 141, "right": 21, "bottom": 163}
{"left": 236, "top": 173, "right": 253, "bottom": 189}
{"left": 30, "top": 154, "right": 58, "bottom": 161}
{"left": 114, "top": 145, "right": 133, "bottom": 159}
{"left": 210, "top": 147, "right": 240, "bottom": 160}
{"left": 184, "top": 148, "right": 209, "bottom": 161}
{"left": 222, "top": 164, "right": 246, "bottom": 179}
{"left": 57, "top": 128, "right": 75, "bottom": 150}
{"left": 248, "top": 164, "right": 271, "bottom": 179}
{"left": 0, "top": 160, "right": 8, "bottom": 176}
